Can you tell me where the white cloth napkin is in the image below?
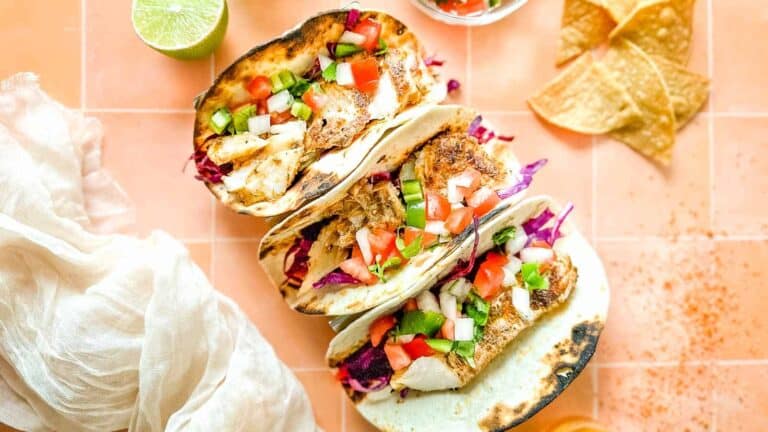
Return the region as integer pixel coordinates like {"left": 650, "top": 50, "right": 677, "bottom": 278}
{"left": 0, "top": 73, "right": 318, "bottom": 432}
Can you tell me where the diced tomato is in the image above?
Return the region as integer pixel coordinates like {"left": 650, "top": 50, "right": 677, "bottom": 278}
{"left": 440, "top": 319, "right": 455, "bottom": 340}
{"left": 368, "top": 228, "right": 396, "bottom": 260}
{"left": 384, "top": 343, "right": 412, "bottom": 371}
{"left": 403, "top": 298, "right": 418, "bottom": 312}
{"left": 484, "top": 251, "right": 509, "bottom": 267}
{"left": 302, "top": 86, "right": 327, "bottom": 113}
{"left": 369, "top": 315, "right": 396, "bottom": 347}
{"left": 403, "top": 227, "right": 438, "bottom": 249}
{"left": 353, "top": 18, "right": 382, "bottom": 52}
{"left": 457, "top": 168, "right": 482, "bottom": 194}
{"left": 467, "top": 187, "right": 501, "bottom": 217}
{"left": 453, "top": 0, "right": 488, "bottom": 15}
{"left": 339, "top": 257, "right": 378, "bottom": 285}
{"left": 270, "top": 109, "right": 294, "bottom": 125}
{"left": 439, "top": 0, "right": 488, "bottom": 15}
{"left": 401, "top": 335, "right": 435, "bottom": 360}
{"left": 474, "top": 259, "right": 506, "bottom": 300}
{"left": 247, "top": 75, "right": 272, "bottom": 100}
{"left": 256, "top": 99, "right": 268, "bottom": 115}
{"left": 444, "top": 207, "right": 474, "bottom": 235}
{"left": 351, "top": 245, "right": 363, "bottom": 260}
{"left": 351, "top": 58, "right": 380, "bottom": 93}
{"left": 426, "top": 191, "right": 452, "bottom": 221}
{"left": 335, "top": 365, "right": 349, "bottom": 381}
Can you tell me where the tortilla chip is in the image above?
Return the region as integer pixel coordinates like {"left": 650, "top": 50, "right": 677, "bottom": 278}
{"left": 602, "top": 39, "right": 676, "bottom": 164}
{"left": 556, "top": 0, "right": 616, "bottom": 66}
{"left": 529, "top": 53, "right": 640, "bottom": 134}
{"left": 610, "top": 0, "right": 695, "bottom": 65}
{"left": 603, "top": 0, "right": 638, "bottom": 21}
{"left": 652, "top": 54, "right": 710, "bottom": 128}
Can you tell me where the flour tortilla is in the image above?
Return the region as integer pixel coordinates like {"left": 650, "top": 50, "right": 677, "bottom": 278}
{"left": 326, "top": 196, "right": 610, "bottom": 431}
{"left": 258, "top": 105, "right": 525, "bottom": 316}
{"left": 193, "top": 9, "right": 446, "bottom": 217}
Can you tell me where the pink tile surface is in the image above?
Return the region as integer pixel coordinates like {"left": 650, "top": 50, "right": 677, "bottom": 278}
{"left": 2, "top": 0, "right": 767, "bottom": 430}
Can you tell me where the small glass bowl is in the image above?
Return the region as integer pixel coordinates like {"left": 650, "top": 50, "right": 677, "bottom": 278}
{"left": 409, "top": 0, "right": 529, "bottom": 26}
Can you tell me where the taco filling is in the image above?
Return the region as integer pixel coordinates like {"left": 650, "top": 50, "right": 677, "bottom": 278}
{"left": 283, "top": 125, "right": 545, "bottom": 294}
{"left": 332, "top": 203, "right": 576, "bottom": 394}
{"left": 194, "top": 9, "right": 441, "bottom": 207}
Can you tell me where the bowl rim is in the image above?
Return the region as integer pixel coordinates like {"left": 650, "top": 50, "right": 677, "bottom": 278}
{"left": 408, "top": 0, "right": 529, "bottom": 26}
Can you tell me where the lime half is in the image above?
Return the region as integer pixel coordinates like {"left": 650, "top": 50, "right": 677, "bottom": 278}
{"left": 131, "top": 0, "right": 228, "bottom": 60}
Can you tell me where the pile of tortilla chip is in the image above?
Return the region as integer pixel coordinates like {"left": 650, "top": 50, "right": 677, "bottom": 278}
{"left": 529, "top": 0, "right": 709, "bottom": 165}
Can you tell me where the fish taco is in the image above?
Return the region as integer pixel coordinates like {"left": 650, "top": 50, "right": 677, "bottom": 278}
{"left": 193, "top": 8, "right": 446, "bottom": 217}
{"left": 258, "top": 105, "right": 546, "bottom": 316}
{"left": 326, "top": 196, "right": 609, "bottom": 431}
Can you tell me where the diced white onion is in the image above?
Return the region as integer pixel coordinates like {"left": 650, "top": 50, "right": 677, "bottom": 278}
{"left": 267, "top": 89, "right": 293, "bottom": 113}
{"left": 520, "top": 247, "right": 554, "bottom": 264}
{"left": 247, "top": 114, "right": 270, "bottom": 135}
{"left": 505, "top": 226, "right": 528, "bottom": 256}
{"left": 339, "top": 30, "right": 367, "bottom": 45}
{"left": 398, "top": 160, "right": 416, "bottom": 184}
{"left": 355, "top": 227, "right": 373, "bottom": 264}
{"left": 424, "top": 221, "right": 450, "bottom": 236}
{"left": 393, "top": 334, "right": 415, "bottom": 344}
{"left": 453, "top": 318, "right": 474, "bottom": 341}
{"left": 447, "top": 178, "right": 465, "bottom": 203}
{"left": 438, "top": 292, "right": 457, "bottom": 321}
{"left": 502, "top": 256, "right": 522, "bottom": 287}
{"left": 416, "top": 291, "right": 440, "bottom": 313}
{"left": 443, "top": 277, "right": 471, "bottom": 302}
{"left": 336, "top": 62, "right": 355, "bottom": 86}
{"left": 512, "top": 287, "right": 534, "bottom": 321}
{"left": 269, "top": 120, "right": 307, "bottom": 136}
{"left": 318, "top": 54, "right": 334, "bottom": 71}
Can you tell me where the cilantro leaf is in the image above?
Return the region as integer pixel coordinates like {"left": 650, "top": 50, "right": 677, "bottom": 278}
{"left": 521, "top": 262, "right": 550, "bottom": 291}
{"left": 492, "top": 226, "right": 516, "bottom": 246}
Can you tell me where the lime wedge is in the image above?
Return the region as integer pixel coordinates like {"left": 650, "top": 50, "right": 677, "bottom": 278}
{"left": 131, "top": 0, "right": 228, "bottom": 60}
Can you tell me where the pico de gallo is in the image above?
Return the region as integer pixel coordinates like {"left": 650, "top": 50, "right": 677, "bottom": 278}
{"left": 433, "top": 0, "right": 502, "bottom": 16}
{"left": 194, "top": 9, "right": 440, "bottom": 207}
{"left": 282, "top": 117, "right": 547, "bottom": 293}
{"left": 333, "top": 203, "right": 576, "bottom": 394}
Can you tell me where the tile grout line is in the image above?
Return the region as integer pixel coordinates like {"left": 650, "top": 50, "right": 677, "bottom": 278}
{"left": 594, "top": 359, "right": 768, "bottom": 368}
{"left": 80, "top": 0, "right": 86, "bottom": 110}
{"left": 179, "top": 233, "right": 768, "bottom": 244}
{"left": 591, "top": 135, "right": 598, "bottom": 243}
{"left": 466, "top": 27, "right": 472, "bottom": 105}
{"left": 209, "top": 53, "right": 217, "bottom": 282}
{"left": 84, "top": 108, "right": 196, "bottom": 114}
{"left": 341, "top": 390, "right": 347, "bottom": 432}
{"left": 591, "top": 364, "right": 599, "bottom": 420}
{"left": 706, "top": 0, "right": 716, "bottom": 238}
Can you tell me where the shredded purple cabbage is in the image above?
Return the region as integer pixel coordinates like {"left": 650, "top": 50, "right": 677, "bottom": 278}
{"left": 496, "top": 159, "right": 548, "bottom": 199}
{"left": 523, "top": 209, "right": 555, "bottom": 234}
{"left": 521, "top": 203, "right": 575, "bottom": 247}
{"left": 284, "top": 238, "right": 312, "bottom": 285}
{"left": 342, "top": 343, "right": 393, "bottom": 387}
{"left": 441, "top": 216, "right": 480, "bottom": 284}
{"left": 191, "top": 150, "right": 233, "bottom": 184}
{"left": 345, "top": 9, "right": 361, "bottom": 30}
{"left": 548, "top": 202, "right": 574, "bottom": 245}
{"left": 447, "top": 79, "right": 461, "bottom": 93}
{"left": 348, "top": 377, "right": 390, "bottom": 393}
{"left": 467, "top": 115, "right": 504, "bottom": 144}
{"left": 423, "top": 55, "right": 445, "bottom": 67}
{"left": 313, "top": 270, "right": 361, "bottom": 289}
{"left": 497, "top": 135, "right": 515, "bottom": 142}
{"left": 304, "top": 57, "right": 322, "bottom": 80}
{"left": 326, "top": 42, "right": 338, "bottom": 60}
{"left": 368, "top": 171, "right": 392, "bottom": 184}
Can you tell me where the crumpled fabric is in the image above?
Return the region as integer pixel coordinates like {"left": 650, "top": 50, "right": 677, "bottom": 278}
{"left": 0, "top": 73, "right": 319, "bottom": 432}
